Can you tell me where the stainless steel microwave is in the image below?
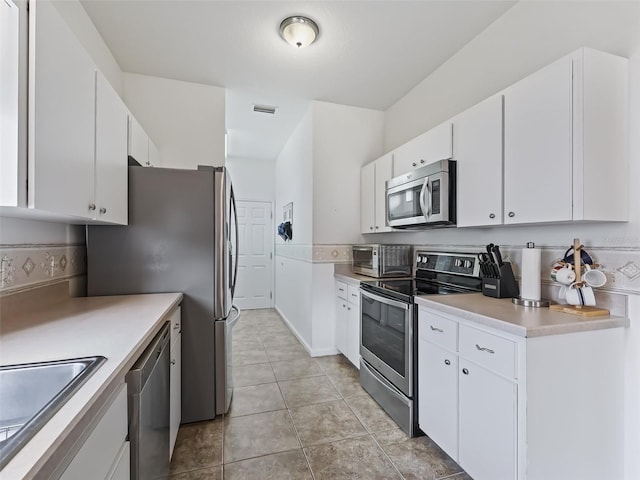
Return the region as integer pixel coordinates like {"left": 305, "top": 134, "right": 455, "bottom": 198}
{"left": 386, "top": 160, "right": 456, "bottom": 228}
{"left": 352, "top": 244, "right": 412, "bottom": 278}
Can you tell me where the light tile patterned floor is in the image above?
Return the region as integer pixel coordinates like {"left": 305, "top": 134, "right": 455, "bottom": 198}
{"left": 168, "top": 308, "right": 472, "bottom": 479}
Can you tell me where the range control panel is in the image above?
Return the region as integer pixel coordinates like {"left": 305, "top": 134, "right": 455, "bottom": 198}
{"left": 415, "top": 251, "right": 480, "bottom": 277}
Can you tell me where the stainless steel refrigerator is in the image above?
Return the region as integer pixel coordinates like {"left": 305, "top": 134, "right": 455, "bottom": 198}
{"left": 87, "top": 165, "right": 239, "bottom": 423}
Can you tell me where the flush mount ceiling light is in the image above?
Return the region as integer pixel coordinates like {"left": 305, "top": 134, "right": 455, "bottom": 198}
{"left": 279, "top": 16, "right": 319, "bottom": 49}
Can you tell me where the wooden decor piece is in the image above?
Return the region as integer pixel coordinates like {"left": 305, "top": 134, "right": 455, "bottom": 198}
{"left": 551, "top": 238, "right": 610, "bottom": 317}
{"left": 549, "top": 303, "right": 610, "bottom": 317}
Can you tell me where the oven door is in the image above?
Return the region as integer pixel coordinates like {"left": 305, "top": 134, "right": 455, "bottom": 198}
{"left": 386, "top": 177, "right": 427, "bottom": 228}
{"left": 352, "top": 246, "right": 378, "bottom": 277}
{"left": 360, "top": 288, "right": 413, "bottom": 397}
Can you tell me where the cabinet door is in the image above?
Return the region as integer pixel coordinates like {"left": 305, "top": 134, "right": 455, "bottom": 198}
{"left": 374, "top": 153, "right": 393, "bottom": 233}
{"left": 454, "top": 95, "right": 503, "bottom": 227}
{"left": 418, "top": 339, "right": 458, "bottom": 459}
{"left": 335, "top": 298, "right": 348, "bottom": 356}
{"left": 169, "top": 333, "right": 181, "bottom": 459}
{"left": 459, "top": 359, "right": 516, "bottom": 480}
{"left": 30, "top": 0, "right": 95, "bottom": 218}
{"left": 347, "top": 292, "right": 360, "bottom": 368}
{"left": 360, "top": 161, "right": 376, "bottom": 233}
{"left": 503, "top": 57, "right": 572, "bottom": 224}
{"left": 95, "top": 71, "right": 128, "bottom": 225}
{"left": 149, "top": 139, "right": 161, "bottom": 167}
{"left": 128, "top": 114, "right": 149, "bottom": 165}
{"left": 393, "top": 122, "right": 452, "bottom": 176}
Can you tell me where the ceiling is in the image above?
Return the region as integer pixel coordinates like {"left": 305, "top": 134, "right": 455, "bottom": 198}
{"left": 81, "top": 1, "right": 516, "bottom": 161}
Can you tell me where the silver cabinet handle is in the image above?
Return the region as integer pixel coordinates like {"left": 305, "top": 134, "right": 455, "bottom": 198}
{"left": 412, "top": 162, "right": 417, "bottom": 167}
{"left": 173, "top": 323, "right": 180, "bottom": 330}
{"left": 171, "top": 359, "right": 176, "bottom": 365}
{"left": 99, "top": 207, "right": 107, "bottom": 214}
{"left": 462, "top": 368, "right": 469, "bottom": 375}
{"left": 430, "top": 325, "right": 444, "bottom": 333}
{"left": 375, "top": 226, "right": 379, "bottom": 229}
{"left": 475, "top": 344, "right": 495, "bottom": 354}
{"left": 88, "top": 203, "right": 96, "bottom": 211}
{"left": 347, "top": 307, "right": 351, "bottom": 311}
{"left": 444, "top": 359, "right": 451, "bottom": 366}
{"left": 343, "top": 304, "right": 347, "bottom": 308}
{"left": 351, "top": 293, "right": 358, "bottom": 298}
{"left": 420, "top": 159, "right": 425, "bottom": 164}
{"left": 338, "top": 288, "right": 344, "bottom": 292}
{"left": 508, "top": 211, "right": 515, "bottom": 218}
{"left": 369, "top": 226, "right": 374, "bottom": 230}
{"left": 489, "top": 213, "right": 496, "bottom": 219}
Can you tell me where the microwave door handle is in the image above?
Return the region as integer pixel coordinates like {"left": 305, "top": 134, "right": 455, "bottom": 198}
{"left": 419, "top": 176, "right": 430, "bottom": 219}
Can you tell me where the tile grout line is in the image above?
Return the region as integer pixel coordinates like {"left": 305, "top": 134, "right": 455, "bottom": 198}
{"left": 271, "top": 355, "right": 317, "bottom": 480}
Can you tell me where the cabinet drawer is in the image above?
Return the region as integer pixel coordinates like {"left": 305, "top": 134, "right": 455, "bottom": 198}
{"left": 106, "top": 441, "right": 130, "bottom": 480}
{"left": 347, "top": 285, "right": 360, "bottom": 305}
{"left": 336, "top": 281, "right": 348, "bottom": 300}
{"left": 459, "top": 325, "right": 516, "bottom": 379}
{"left": 419, "top": 309, "right": 458, "bottom": 352}
{"left": 168, "top": 306, "right": 181, "bottom": 343}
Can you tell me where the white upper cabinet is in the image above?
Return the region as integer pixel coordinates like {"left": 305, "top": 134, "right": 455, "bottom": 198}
{"left": 454, "top": 95, "right": 503, "bottom": 227}
{"left": 393, "top": 122, "right": 452, "bottom": 177}
{"left": 503, "top": 56, "right": 573, "bottom": 224}
{"left": 20, "top": 0, "right": 130, "bottom": 224}
{"left": 95, "top": 72, "right": 128, "bottom": 225}
{"left": 360, "top": 152, "right": 393, "bottom": 233}
{"left": 503, "top": 48, "right": 628, "bottom": 225}
{"left": 128, "top": 115, "right": 149, "bottom": 166}
{"left": 0, "top": 0, "right": 20, "bottom": 207}
{"left": 29, "top": 0, "right": 96, "bottom": 219}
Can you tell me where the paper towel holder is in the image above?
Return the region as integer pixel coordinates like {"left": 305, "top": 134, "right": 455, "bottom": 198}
{"left": 513, "top": 242, "right": 550, "bottom": 307}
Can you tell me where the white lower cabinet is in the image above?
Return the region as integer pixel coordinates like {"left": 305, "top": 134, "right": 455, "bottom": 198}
{"left": 418, "top": 305, "right": 625, "bottom": 480}
{"left": 169, "top": 307, "right": 182, "bottom": 459}
{"left": 458, "top": 358, "right": 516, "bottom": 480}
{"left": 418, "top": 340, "right": 458, "bottom": 458}
{"left": 60, "top": 383, "right": 128, "bottom": 480}
{"left": 335, "top": 280, "right": 361, "bottom": 368}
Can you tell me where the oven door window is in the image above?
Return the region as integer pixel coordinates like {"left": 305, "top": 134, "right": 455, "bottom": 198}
{"left": 353, "top": 249, "right": 374, "bottom": 270}
{"left": 361, "top": 294, "right": 407, "bottom": 376}
{"left": 387, "top": 184, "right": 424, "bottom": 221}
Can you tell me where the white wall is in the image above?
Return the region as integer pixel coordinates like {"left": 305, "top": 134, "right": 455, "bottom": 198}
{"left": 312, "top": 101, "right": 384, "bottom": 245}
{"left": 0, "top": 217, "right": 84, "bottom": 245}
{"left": 274, "top": 107, "right": 314, "bottom": 245}
{"left": 123, "top": 73, "right": 226, "bottom": 170}
{"left": 225, "top": 157, "right": 275, "bottom": 202}
{"left": 52, "top": 0, "right": 123, "bottom": 95}
{"left": 385, "top": 0, "right": 640, "bottom": 151}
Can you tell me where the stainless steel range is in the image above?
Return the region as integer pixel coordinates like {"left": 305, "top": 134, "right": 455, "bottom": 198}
{"left": 359, "top": 250, "right": 481, "bottom": 437}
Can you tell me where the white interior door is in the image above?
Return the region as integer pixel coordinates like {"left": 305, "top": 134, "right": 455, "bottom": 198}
{"left": 234, "top": 201, "right": 274, "bottom": 310}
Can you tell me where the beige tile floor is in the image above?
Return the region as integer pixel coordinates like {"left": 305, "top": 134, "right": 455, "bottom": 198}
{"left": 168, "top": 308, "right": 473, "bottom": 480}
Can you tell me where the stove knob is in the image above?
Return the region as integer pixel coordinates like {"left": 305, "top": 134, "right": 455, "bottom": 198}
{"left": 463, "top": 259, "right": 473, "bottom": 269}
{"left": 454, "top": 258, "right": 463, "bottom": 267}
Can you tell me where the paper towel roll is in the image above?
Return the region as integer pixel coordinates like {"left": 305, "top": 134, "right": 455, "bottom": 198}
{"left": 521, "top": 242, "right": 541, "bottom": 301}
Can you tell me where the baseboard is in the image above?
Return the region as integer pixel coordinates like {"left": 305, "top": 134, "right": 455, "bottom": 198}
{"left": 274, "top": 306, "right": 339, "bottom": 358}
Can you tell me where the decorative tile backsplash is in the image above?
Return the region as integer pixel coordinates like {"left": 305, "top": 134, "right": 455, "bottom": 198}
{"left": 0, "top": 245, "right": 86, "bottom": 294}
{"left": 275, "top": 244, "right": 352, "bottom": 264}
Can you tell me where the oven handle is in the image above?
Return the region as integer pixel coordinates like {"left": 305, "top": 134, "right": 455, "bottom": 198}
{"left": 360, "top": 289, "right": 410, "bottom": 310}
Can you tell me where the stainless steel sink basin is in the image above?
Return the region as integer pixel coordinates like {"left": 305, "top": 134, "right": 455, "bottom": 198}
{"left": 0, "top": 356, "right": 106, "bottom": 469}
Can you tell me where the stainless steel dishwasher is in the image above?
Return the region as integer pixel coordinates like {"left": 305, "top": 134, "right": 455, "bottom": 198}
{"left": 126, "top": 322, "right": 170, "bottom": 480}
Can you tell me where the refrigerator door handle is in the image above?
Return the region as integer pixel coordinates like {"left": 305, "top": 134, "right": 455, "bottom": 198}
{"left": 230, "top": 183, "right": 239, "bottom": 300}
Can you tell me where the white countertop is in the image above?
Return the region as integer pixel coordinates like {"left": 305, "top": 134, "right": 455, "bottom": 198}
{"left": 0, "top": 291, "right": 183, "bottom": 479}
{"left": 415, "top": 293, "right": 628, "bottom": 338}
{"left": 334, "top": 271, "right": 377, "bottom": 284}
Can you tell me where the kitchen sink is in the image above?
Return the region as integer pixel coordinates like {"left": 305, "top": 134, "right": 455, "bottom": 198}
{"left": 0, "top": 356, "right": 106, "bottom": 469}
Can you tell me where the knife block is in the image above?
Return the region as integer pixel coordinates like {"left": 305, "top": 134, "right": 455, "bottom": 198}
{"left": 482, "top": 263, "right": 520, "bottom": 299}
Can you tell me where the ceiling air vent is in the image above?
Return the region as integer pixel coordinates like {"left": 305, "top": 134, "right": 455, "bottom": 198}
{"left": 253, "top": 104, "right": 277, "bottom": 115}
